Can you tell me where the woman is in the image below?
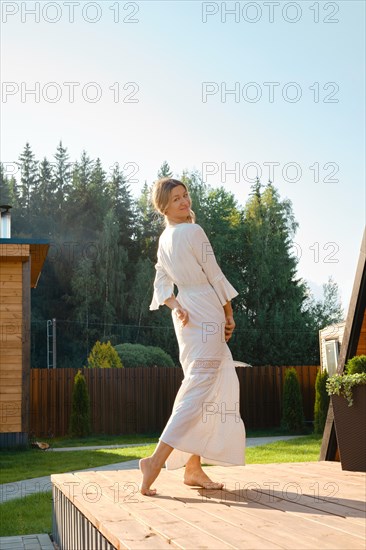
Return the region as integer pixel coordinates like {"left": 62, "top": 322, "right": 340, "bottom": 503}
{"left": 139, "top": 177, "right": 247, "bottom": 496}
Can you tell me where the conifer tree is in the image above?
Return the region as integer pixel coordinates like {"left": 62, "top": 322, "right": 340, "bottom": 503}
{"left": 67, "top": 154, "right": 109, "bottom": 237}
{"left": 54, "top": 141, "right": 72, "bottom": 204}
{"left": 135, "top": 181, "right": 161, "bottom": 259}
{"left": 157, "top": 161, "right": 173, "bottom": 179}
{"left": 70, "top": 256, "right": 99, "bottom": 358}
{"left": 33, "top": 157, "right": 55, "bottom": 234}
{"left": 281, "top": 367, "right": 305, "bottom": 433}
{"left": 128, "top": 256, "right": 155, "bottom": 338}
{"left": 314, "top": 368, "right": 329, "bottom": 434}
{"left": 69, "top": 369, "right": 91, "bottom": 437}
{"left": 0, "top": 166, "right": 20, "bottom": 224}
{"left": 239, "top": 177, "right": 311, "bottom": 364}
{"left": 303, "top": 275, "right": 344, "bottom": 330}
{"left": 16, "top": 142, "right": 39, "bottom": 230}
{"left": 95, "top": 208, "right": 128, "bottom": 333}
{"left": 86, "top": 340, "right": 123, "bottom": 368}
{"left": 107, "top": 162, "right": 137, "bottom": 253}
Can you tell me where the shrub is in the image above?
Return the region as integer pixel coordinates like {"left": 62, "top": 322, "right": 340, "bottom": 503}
{"left": 69, "top": 370, "right": 91, "bottom": 438}
{"left": 313, "top": 368, "right": 330, "bottom": 434}
{"left": 86, "top": 340, "right": 123, "bottom": 368}
{"left": 114, "top": 343, "right": 175, "bottom": 368}
{"left": 145, "top": 345, "right": 175, "bottom": 368}
{"left": 345, "top": 354, "right": 366, "bottom": 375}
{"left": 281, "top": 367, "right": 306, "bottom": 433}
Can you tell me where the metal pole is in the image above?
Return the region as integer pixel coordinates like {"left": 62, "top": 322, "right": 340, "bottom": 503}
{"left": 47, "top": 320, "right": 52, "bottom": 369}
{"left": 52, "top": 318, "right": 56, "bottom": 369}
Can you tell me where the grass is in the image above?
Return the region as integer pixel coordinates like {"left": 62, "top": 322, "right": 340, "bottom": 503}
{"left": 245, "top": 434, "right": 322, "bottom": 463}
{"left": 0, "top": 491, "right": 53, "bottom": 537}
{"left": 42, "top": 433, "right": 160, "bottom": 448}
{"left": 0, "top": 434, "right": 323, "bottom": 537}
{"left": 0, "top": 445, "right": 157, "bottom": 484}
{"left": 1, "top": 432, "right": 319, "bottom": 485}
{"left": 32, "top": 428, "right": 296, "bottom": 449}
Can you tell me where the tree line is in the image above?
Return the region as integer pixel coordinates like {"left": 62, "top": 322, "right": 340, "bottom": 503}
{"left": 0, "top": 142, "right": 344, "bottom": 368}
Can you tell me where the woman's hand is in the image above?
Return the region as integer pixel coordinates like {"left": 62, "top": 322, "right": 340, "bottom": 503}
{"left": 224, "top": 315, "right": 235, "bottom": 342}
{"left": 173, "top": 307, "right": 189, "bottom": 328}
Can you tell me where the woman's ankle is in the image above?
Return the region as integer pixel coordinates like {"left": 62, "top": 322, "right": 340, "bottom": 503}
{"left": 185, "top": 462, "right": 202, "bottom": 473}
{"left": 149, "top": 454, "right": 164, "bottom": 470}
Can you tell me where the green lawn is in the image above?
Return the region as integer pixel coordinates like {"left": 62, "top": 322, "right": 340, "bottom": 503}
{"left": 34, "top": 428, "right": 297, "bottom": 448}
{"left": 43, "top": 433, "right": 160, "bottom": 448}
{"left": 0, "top": 444, "right": 157, "bottom": 484}
{"left": 0, "top": 492, "right": 52, "bottom": 537}
{"left": 245, "top": 434, "right": 322, "bottom": 463}
{"left": 1, "top": 434, "right": 321, "bottom": 485}
{"left": 0, "top": 435, "right": 323, "bottom": 537}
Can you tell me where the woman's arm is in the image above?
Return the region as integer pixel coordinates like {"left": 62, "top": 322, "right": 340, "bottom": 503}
{"left": 189, "top": 225, "right": 239, "bottom": 306}
{"left": 223, "top": 299, "right": 233, "bottom": 316}
{"left": 223, "top": 299, "right": 235, "bottom": 342}
{"left": 164, "top": 295, "right": 189, "bottom": 327}
{"left": 163, "top": 294, "right": 181, "bottom": 310}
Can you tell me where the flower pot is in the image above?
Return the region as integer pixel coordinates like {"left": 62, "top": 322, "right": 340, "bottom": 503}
{"left": 331, "top": 385, "right": 366, "bottom": 472}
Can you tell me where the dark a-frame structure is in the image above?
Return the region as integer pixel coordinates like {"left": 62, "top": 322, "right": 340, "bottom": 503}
{"left": 320, "top": 226, "right": 366, "bottom": 462}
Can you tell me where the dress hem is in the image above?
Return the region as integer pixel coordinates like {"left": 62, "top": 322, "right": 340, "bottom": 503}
{"left": 159, "top": 437, "right": 245, "bottom": 470}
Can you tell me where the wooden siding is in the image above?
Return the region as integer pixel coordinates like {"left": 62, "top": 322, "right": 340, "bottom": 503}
{"left": 0, "top": 261, "right": 23, "bottom": 433}
{"left": 356, "top": 308, "right": 366, "bottom": 355}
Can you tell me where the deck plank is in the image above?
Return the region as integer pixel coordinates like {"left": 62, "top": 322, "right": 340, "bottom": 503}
{"left": 70, "top": 471, "right": 235, "bottom": 549}
{"left": 208, "top": 464, "right": 365, "bottom": 523}
{"left": 52, "top": 473, "right": 173, "bottom": 550}
{"left": 150, "top": 472, "right": 364, "bottom": 549}
{"left": 51, "top": 462, "right": 366, "bottom": 550}
{"left": 108, "top": 468, "right": 365, "bottom": 550}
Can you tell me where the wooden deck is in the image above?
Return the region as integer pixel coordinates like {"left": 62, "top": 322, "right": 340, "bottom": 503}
{"left": 51, "top": 461, "right": 366, "bottom": 549}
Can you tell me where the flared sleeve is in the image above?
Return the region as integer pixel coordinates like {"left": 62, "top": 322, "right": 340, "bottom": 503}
{"left": 189, "top": 224, "right": 239, "bottom": 306}
{"left": 149, "top": 251, "right": 175, "bottom": 311}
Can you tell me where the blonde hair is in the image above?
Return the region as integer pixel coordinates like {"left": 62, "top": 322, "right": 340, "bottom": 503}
{"left": 151, "top": 177, "right": 196, "bottom": 227}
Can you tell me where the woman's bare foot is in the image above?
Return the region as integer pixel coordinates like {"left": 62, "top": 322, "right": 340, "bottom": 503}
{"left": 139, "top": 457, "right": 160, "bottom": 496}
{"left": 184, "top": 467, "right": 224, "bottom": 490}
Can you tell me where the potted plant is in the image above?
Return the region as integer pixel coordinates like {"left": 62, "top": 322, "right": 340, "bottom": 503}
{"left": 326, "top": 355, "right": 366, "bottom": 472}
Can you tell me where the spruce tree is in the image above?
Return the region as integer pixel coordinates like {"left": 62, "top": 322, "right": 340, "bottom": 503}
{"left": 95, "top": 208, "right": 128, "bottom": 332}
{"left": 314, "top": 369, "right": 329, "bottom": 434}
{"left": 69, "top": 370, "right": 91, "bottom": 437}
{"left": 303, "top": 275, "right": 344, "bottom": 330}
{"left": 66, "top": 150, "right": 95, "bottom": 236}
{"left": 281, "top": 368, "right": 305, "bottom": 433}
{"left": 239, "top": 178, "right": 311, "bottom": 365}
{"left": 107, "top": 162, "right": 137, "bottom": 254}
{"left": 70, "top": 256, "right": 99, "bottom": 359}
{"left": 35, "top": 157, "right": 55, "bottom": 234}
{"left": 135, "top": 181, "right": 161, "bottom": 259}
{"left": 16, "top": 142, "right": 39, "bottom": 231}
{"left": 157, "top": 160, "right": 173, "bottom": 179}
{"left": 54, "top": 141, "right": 72, "bottom": 202}
{"left": 128, "top": 256, "right": 156, "bottom": 338}
{"left": 0, "top": 164, "right": 14, "bottom": 205}
{"left": 53, "top": 141, "right": 72, "bottom": 228}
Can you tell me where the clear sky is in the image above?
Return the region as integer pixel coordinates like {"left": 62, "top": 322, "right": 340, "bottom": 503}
{"left": 1, "top": 0, "right": 365, "bottom": 311}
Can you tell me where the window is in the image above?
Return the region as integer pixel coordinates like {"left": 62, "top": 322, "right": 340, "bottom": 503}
{"left": 325, "top": 340, "right": 340, "bottom": 376}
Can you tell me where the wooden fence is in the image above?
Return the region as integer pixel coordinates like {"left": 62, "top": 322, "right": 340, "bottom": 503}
{"left": 29, "top": 365, "right": 319, "bottom": 437}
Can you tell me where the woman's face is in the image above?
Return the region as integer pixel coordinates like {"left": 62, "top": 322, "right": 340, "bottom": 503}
{"left": 165, "top": 185, "right": 191, "bottom": 223}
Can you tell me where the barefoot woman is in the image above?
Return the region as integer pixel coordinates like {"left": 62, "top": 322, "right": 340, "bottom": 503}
{"left": 139, "top": 178, "right": 246, "bottom": 496}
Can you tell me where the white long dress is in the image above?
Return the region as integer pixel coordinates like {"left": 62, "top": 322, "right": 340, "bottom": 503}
{"left": 149, "top": 221, "right": 247, "bottom": 470}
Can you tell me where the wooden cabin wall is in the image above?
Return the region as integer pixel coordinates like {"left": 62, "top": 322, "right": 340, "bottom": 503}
{"left": 356, "top": 308, "right": 366, "bottom": 355}
{"left": 0, "top": 251, "right": 31, "bottom": 446}
{"left": 0, "top": 260, "right": 23, "bottom": 434}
